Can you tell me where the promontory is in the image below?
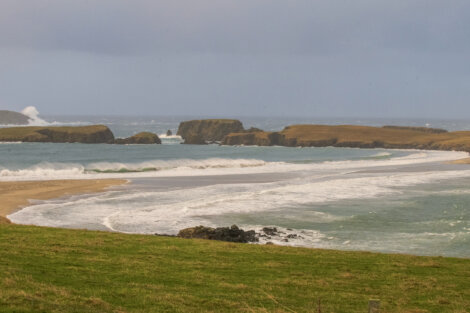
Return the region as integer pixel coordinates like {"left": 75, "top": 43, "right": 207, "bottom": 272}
{"left": 0, "top": 110, "right": 30, "bottom": 125}
{"left": 223, "top": 124, "right": 470, "bottom": 152}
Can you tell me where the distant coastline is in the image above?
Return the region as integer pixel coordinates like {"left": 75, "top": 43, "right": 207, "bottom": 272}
{"left": 4, "top": 120, "right": 470, "bottom": 156}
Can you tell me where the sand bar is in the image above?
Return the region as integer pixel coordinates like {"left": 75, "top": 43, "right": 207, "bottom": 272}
{"left": 0, "top": 179, "right": 127, "bottom": 223}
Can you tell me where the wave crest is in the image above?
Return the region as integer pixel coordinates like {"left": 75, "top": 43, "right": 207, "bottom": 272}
{"left": 21, "top": 106, "right": 49, "bottom": 126}
{"left": 86, "top": 158, "right": 267, "bottom": 173}
{"left": 0, "top": 158, "right": 267, "bottom": 178}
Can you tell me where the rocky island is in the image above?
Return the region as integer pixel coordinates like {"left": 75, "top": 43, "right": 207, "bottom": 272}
{"left": 177, "top": 119, "right": 244, "bottom": 144}
{"left": 0, "top": 126, "right": 161, "bottom": 144}
{"left": 0, "top": 125, "right": 115, "bottom": 143}
{"left": 223, "top": 124, "right": 470, "bottom": 152}
{"left": 114, "top": 132, "right": 161, "bottom": 144}
{"left": 174, "top": 118, "right": 470, "bottom": 153}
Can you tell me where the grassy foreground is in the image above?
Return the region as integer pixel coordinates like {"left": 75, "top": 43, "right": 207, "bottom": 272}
{"left": 0, "top": 224, "right": 469, "bottom": 313}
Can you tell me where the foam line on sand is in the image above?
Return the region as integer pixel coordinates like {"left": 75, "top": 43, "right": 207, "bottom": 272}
{"left": 0, "top": 179, "right": 127, "bottom": 224}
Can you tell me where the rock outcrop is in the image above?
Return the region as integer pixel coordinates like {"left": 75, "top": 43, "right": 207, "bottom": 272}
{"left": 181, "top": 134, "right": 207, "bottom": 145}
{"left": 177, "top": 225, "right": 258, "bottom": 243}
{"left": 222, "top": 124, "right": 470, "bottom": 152}
{"left": 166, "top": 129, "right": 172, "bottom": 136}
{"left": 0, "top": 110, "right": 30, "bottom": 125}
{"left": 0, "top": 125, "right": 115, "bottom": 143}
{"left": 177, "top": 119, "right": 244, "bottom": 144}
{"left": 114, "top": 132, "right": 161, "bottom": 144}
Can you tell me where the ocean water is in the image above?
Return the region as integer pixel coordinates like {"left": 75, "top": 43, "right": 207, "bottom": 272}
{"left": 2, "top": 112, "right": 470, "bottom": 258}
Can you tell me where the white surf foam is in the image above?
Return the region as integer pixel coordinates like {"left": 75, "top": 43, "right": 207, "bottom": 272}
{"left": 0, "top": 162, "right": 85, "bottom": 178}
{"left": 21, "top": 106, "right": 49, "bottom": 126}
{"left": 0, "top": 106, "right": 91, "bottom": 127}
{"left": 9, "top": 167, "right": 470, "bottom": 235}
{"left": 0, "top": 150, "right": 467, "bottom": 181}
{"left": 159, "top": 134, "right": 182, "bottom": 139}
{"left": 87, "top": 158, "right": 267, "bottom": 173}
{"left": 369, "top": 151, "right": 391, "bottom": 158}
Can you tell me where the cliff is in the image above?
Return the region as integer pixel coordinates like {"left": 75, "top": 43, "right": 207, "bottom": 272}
{"left": 177, "top": 119, "right": 244, "bottom": 144}
{"left": 223, "top": 124, "right": 470, "bottom": 152}
{"left": 114, "top": 132, "right": 161, "bottom": 144}
{"left": 0, "top": 125, "right": 115, "bottom": 143}
{"left": 0, "top": 110, "right": 30, "bottom": 125}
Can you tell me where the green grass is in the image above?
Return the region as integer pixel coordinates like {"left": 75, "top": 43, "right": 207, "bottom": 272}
{"left": 1, "top": 224, "right": 469, "bottom": 313}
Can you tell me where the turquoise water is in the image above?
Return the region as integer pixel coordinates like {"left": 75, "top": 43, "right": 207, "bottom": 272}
{"left": 2, "top": 115, "right": 470, "bottom": 257}
{"left": 0, "top": 142, "right": 409, "bottom": 173}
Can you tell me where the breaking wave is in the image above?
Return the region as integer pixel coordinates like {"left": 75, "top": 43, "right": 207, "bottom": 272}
{"left": 86, "top": 158, "right": 267, "bottom": 173}
{"left": 0, "top": 158, "right": 269, "bottom": 179}
{"left": 0, "top": 150, "right": 467, "bottom": 181}
{"left": 21, "top": 106, "right": 49, "bottom": 126}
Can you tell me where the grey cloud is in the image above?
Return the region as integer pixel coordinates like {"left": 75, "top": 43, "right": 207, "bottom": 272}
{"left": 0, "top": 1, "right": 469, "bottom": 118}
{"left": 2, "top": 0, "right": 470, "bottom": 55}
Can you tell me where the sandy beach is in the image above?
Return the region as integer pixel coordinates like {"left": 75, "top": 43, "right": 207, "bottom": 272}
{"left": 0, "top": 179, "right": 127, "bottom": 224}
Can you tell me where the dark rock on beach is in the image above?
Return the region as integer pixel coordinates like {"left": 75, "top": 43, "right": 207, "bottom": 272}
{"left": 114, "top": 132, "right": 161, "bottom": 144}
{"left": 177, "top": 225, "right": 258, "bottom": 243}
{"left": 262, "top": 227, "right": 278, "bottom": 236}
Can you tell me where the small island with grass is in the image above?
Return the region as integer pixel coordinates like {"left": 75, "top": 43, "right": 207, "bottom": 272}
{"left": 0, "top": 126, "right": 161, "bottom": 144}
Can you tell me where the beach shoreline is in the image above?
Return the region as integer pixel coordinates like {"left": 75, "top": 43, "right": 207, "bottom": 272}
{"left": 0, "top": 179, "right": 127, "bottom": 224}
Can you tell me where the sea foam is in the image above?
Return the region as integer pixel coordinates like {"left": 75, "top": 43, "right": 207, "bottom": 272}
{"left": 0, "top": 150, "right": 467, "bottom": 181}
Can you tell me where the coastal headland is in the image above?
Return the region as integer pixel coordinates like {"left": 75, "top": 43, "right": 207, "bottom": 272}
{"left": 223, "top": 124, "right": 470, "bottom": 152}
{"left": 3, "top": 121, "right": 470, "bottom": 155}
{"left": 173, "top": 118, "right": 470, "bottom": 153}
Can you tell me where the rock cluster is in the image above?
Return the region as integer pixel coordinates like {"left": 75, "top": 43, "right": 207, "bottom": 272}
{"left": 259, "top": 227, "right": 303, "bottom": 243}
{"left": 177, "top": 225, "right": 258, "bottom": 243}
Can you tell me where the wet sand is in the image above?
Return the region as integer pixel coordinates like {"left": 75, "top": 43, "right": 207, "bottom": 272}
{"left": 0, "top": 179, "right": 127, "bottom": 223}
{"left": 448, "top": 157, "right": 470, "bottom": 164}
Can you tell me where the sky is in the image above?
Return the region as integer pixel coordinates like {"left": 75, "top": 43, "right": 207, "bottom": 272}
{"left": 0, "top": 0, "right": 469, "bottom": 118}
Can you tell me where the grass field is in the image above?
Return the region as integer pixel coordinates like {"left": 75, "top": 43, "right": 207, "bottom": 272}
{"left": 0, "top": 224, "right": 469, "bottom": 313}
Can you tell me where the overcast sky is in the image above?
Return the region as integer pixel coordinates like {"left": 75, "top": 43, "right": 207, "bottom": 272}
{"left": 0, "top": 0, "right": 469, "bottom": 118}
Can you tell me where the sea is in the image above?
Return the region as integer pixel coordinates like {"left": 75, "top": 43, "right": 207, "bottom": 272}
{"left": 2, "top": 110, "right": 470, "bottom": 258}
